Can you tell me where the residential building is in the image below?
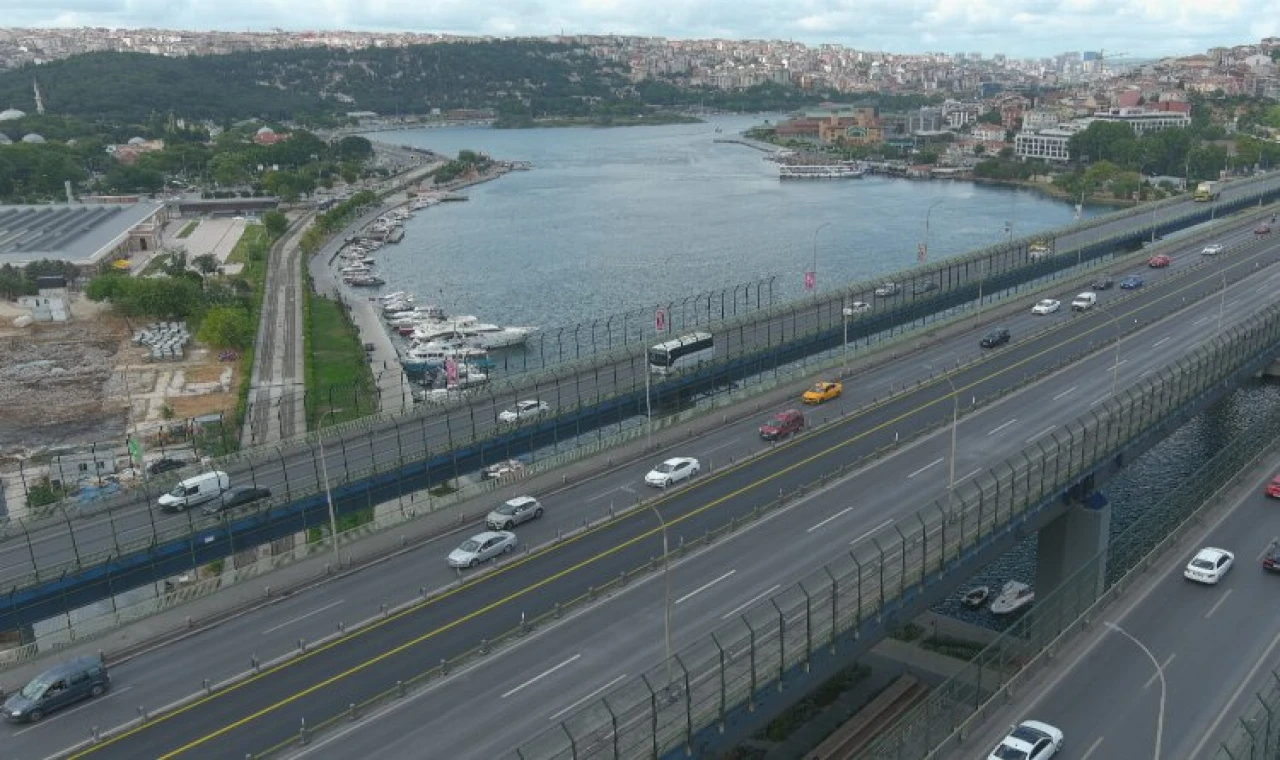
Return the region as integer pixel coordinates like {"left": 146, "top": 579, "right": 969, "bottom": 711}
{"left": 1090, "top": 106, "right": 1191, "bottom": 135}
{"left": 1014, "top": 125, "right": 1082, "bottom": 162}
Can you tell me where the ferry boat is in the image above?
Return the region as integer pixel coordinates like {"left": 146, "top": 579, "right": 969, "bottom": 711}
{"left": 779, "top": 164, "right": 867, "bottom": 180}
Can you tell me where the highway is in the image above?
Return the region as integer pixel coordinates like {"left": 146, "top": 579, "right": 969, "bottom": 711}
{"left": 3, "top": 177, "right": 1277, "bottom": 600}
{"left": 13, "top": 220, "right": 1277, "bottom": 758}
{"left": 962, "top": 453, "right": 1280, "bottom": 760}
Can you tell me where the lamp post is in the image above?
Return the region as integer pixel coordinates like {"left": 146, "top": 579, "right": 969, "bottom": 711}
{"left": 810, "top": 222, "right": 831, "bottom": 291}
{"left": 650, "top": 504, "right": 674, "bottom": 690}
{"left": 315, "top": 410, "right": 342, "bottom": 557}
{"left": 927, "top": 364, "right": 960, "bottom": 521}
{"left": 1107, "top": 622, "right": 1166, "bottom": 760}
{"left": 1099, "top": 302, "right": 1123, "bottom": 399}
{"left": 1217, "top": 269, "right": 1228, "bottom": 334}
{"left": 842, "top": 303, "right": 854, "bottom": 376}
{"left": 922, "top": 199, "right": 945, "bottom": 264}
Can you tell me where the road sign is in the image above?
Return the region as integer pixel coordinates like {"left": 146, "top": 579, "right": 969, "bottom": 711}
{"left": 804, "top": 271, "right": 815, "bottom": 291}
{"left": 655, "top": 306, "right": 666, "bottom": 332}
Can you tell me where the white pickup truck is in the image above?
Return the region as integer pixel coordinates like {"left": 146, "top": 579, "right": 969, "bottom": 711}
{"left": 1071, "top": 292, "right": 1098, "bottom": 311}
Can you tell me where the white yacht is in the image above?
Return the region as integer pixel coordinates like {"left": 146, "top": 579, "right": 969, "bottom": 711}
{"left": 405, "top": 343, "right": 489, "bottom": 366}
{"left": 465, "top": 323, "right": 537, "bottom": 349}
{"left": 410, "top": 316, "right": 480, "bottom": 343}
{"left": 990, "top": 581, "right": 1035, "bottom": 616}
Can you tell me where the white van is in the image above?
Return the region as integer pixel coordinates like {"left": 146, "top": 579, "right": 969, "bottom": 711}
{"left": 158, "top": 471, "right": 230, "bottom": 512}
{"left": 1070, "top": 292, "right": 1098, "bottom": 311}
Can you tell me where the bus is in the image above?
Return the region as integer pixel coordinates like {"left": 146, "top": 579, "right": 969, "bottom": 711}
{"left": 648, "top": 332, "right": 715, "bottom": 375}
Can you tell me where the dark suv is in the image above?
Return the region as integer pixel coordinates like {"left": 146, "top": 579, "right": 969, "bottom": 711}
{"left": 980, "top": 327, "right": 1011, "bottom": 348}
{"left": 1090, "top": 276, "right": 1114, "bottom": 290}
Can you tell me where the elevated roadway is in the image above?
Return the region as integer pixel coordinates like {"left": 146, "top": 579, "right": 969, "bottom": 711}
{"left": 19, "top": 219, "right": 1280, "bottom": 759}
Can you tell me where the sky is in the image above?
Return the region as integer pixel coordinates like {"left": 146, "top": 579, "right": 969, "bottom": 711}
{"left": 1, "top": 0, "right": 1276, "bottom": 60}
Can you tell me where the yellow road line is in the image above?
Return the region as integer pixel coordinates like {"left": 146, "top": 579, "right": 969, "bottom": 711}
{"left": 74, "top": 250, "right": 1256, "bottom": 757}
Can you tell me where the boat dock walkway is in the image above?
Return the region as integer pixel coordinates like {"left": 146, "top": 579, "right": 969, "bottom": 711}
{"left": 713, "top": 136, "right": 785, "bottom": 154}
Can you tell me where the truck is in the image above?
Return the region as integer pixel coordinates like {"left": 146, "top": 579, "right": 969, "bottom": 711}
{"left": 1071, "top": 292, "right": 1098, "bottom": 311}
{"left": 1194, "top": 181, "right": 1220, "bottom": 202}
{"left": 1029, "top": 240, "right": 1053, "bottom": 260}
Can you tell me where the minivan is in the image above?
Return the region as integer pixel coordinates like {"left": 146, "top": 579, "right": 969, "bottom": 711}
{"left": 3, "top": 656, "right": 109, "bottom": 722}
{"left": 759, "top": 409, "right": 805, "bottom": 440}
{"left": 158, "top": 471, "right": 230, "bottom": 512}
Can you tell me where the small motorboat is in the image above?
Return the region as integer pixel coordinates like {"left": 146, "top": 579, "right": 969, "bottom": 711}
{"left": 990, "top": 581, "right": 1035, "bottom": 616}
{"left": 960, "top": 586, "right": 990, "bottom": 609}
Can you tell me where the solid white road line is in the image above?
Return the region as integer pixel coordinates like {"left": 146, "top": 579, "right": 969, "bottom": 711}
{"left": 502, "top": 654, "right": 582, "bottom": 699}
{"left": 1090, "top": 395, "right": 1111, "bottom": 407}
{"left": 1192, "top": 316, "right": 1212, "bottom": 326}
{"left": 675, "top": 570, "right": 737, "bottom": 605}
{"left": 1079, "top": 735, "right": 1105, "bottom": 760}
{"left": 907, "top": 457, "right": 944, "bottom": 479}
{"left": 1052, "top": 386, "right": 1077, "bottom": 401}
{"left": 548, "top": 674, "right": 629, "bottom": 721}
{"left": 987, "top": 419, "right": 1018, "bottom": 436}
{"left": 1113, "top": 359, "right": 1130, "bottom": 368}
{"left": 850, "top": 518, "right": 895, "bottom": 546}
{"left": 701, "top": 437, "right": 741, "bottom": 455}
{"left": 1205, "top": 588, "right": 1233, "bottom": 619}
{"left": 1026, "top": 426, "right": 1057, "bottom": 444}
{"left": 261, "top": 599, "right": 345, "bottom": 635}
{"left": 955, "top": 468, "right": 983, "bottom": 485}
{"left": 808, "top": 506, "right": 854, "bottom": 533}
{"left": 1145, "top": 653, "right": 1176, "bottom": 690}
{"left": 1153, "top": 336, "right": 1171, "bottom": 348}
{"left": 721, "top": 584, "right": 781, "bottom": 620}
{"left": 1187, "top": 628, "right": 1280, "bottom": 758}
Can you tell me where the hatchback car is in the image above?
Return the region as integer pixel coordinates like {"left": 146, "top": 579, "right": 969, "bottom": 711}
{"left": 802, "top": 381, "right": 842, "bottom": 404}
{"left": 987, "top": 720, "right": 1063, "bottom": 760}
{"left": 1201, "top": 243, "right": 1224, "bottom": 256}
{"left": 486, "top": 496, "right": 544, "bottom": 530}
{"left": 1267, "top": 475, "right": 1280, "bottom": 498}
{"left": 645, "top": 457, "right": 700, "bottom": 487}
{"left": 1119, "top": 275, "right": 1144, "bottom": 289}
{"left": 980, "top": 327, "right": 1011, "bottom": 348}
{"left": 147, "top": 457, "right": 188, "bottom": 476}
{"left": 499, "top": 400, "right": 551, "bottom": 424}
{"left": 873, "top": 282, "right": 901, "bottom": 297}
{"left": 912, "top": 281, "right": 939, "bottom": 295}
{"left": 204, "top": 485, "right": 271, "bottom": 515}
{"left": 448, "top": 530, "right": 517, "bottom": 568}
{"left": 1031, "top": 299, "right": 1060, "bottom": 315}
{"left": 759, "top": 409, "right": 805, "bottom": 441}
{"left": 1147, "top": 254, "right": 1171, "bottom": 268}
{"left": 1184, "top": 547, "right": 1234, "bottom": 584}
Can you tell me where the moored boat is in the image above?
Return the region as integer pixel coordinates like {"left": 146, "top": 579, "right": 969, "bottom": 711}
{"left": 960, "top": 586, "right": 990, "bottom": 609}
{"left": 990, "top": 581, "right": 1035, "bottom": 616}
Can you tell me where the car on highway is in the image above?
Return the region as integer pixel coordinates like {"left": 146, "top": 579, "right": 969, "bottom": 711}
{"left": 1202, "top": 243, "right": 1225, "bottom": 256}
{"left": 759, "top": 409, "right": 805, "bottom": 441}
{"left": 1119, "top": 275, "right": 1145, "bottom": 290}
{"left": 1070, "top": 292, "right": 1097, "bottom": 311}
{"left": 1090, "top": 275, "right": 1114, "bottom": 290}
{"left": 499, "top": 399, "right": 551, "bottom": 424}
{"left": 3, "top": 655, "right": 110, "bottom": 723}
{"left": 1184, "top": 546, "right": 1235, "bottom": 584}
{"left": 485, "top": 496, "right": 544, "bottom": 530}
{"left": 1263, "top": 542, "right": 1280, "bottom": 573}
{"left": 980, "top": 327, "right": 1011, "bottom": 348}
{"left": 802, "top": 381, "right": 842, "bottom": 404}
{"left": 1267, "top": 475, "right": 1280, "bottom": 498}
{"left": 147, "top": 457, "right": 188, "bottom": 476}
{"left": 1031, "top": 299, "right": 1060, "bottom": 315}
{"left": 846, "top": 301, "right": 871, "bottom": 314}
{"left": 912, "top": 280, "right": 939, "bottom": 295}
{"left": 447, "top": 530, "right": 517, "bottom": 568}
{"left": 645, "top": 457, "right": 700, "bottom": 487}
{"left": 874, "top": 282, "right": 901, "bottom": 297}
{"left": 1147, "top": 254, "right": 1172, "bottom": 268}
{"left": 1257, "top": 223, "right": 1273, "bottom": 237}
{"left": 203, "top": 485, "right": 271, "bottom": 515}
{"left": 987, "top": 720, "right": 1063, "bottom": 760}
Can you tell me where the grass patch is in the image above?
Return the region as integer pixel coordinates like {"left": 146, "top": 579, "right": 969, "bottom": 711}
{"left": 226, "top": 223, "right": 268, "bottom": 265}
{"left": 306, "top": 294, "right": 376, "bottom": 429}
{"left": 919, "top": 634, "right": 988, "bottom": 662}
{"left": 757, "top": 664, "right": 870, "bottom": 742}
{"left": 138, "top": 252, "right": 174, "bottom": 277}
{"left": 889, "top": 621, "right": 925, "bottom": 642}
{"left": 176, "top": 220, "right": 200, "bottom": 238}
{"left": 224, "top": 221, "right": 275, "bottom": 448}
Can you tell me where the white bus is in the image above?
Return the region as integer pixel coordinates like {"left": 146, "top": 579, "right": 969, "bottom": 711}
{"left": 649, "top": 332, "right": 715, "bottom": 375}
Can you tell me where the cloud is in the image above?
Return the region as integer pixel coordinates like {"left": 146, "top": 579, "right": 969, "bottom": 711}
{"left": 0, "top": 0, "right": 1274, "bottom": 58}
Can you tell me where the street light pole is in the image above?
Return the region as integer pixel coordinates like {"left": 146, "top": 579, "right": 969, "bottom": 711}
{"left": 811, "top": 222, "right": 831, "bottom": 291}
{"left": 922, "top": 199, "right": 945, "bottom": 264}
{"left": 315, "top": 410, "right": 342, "bottom": 557}
{"left": 928, "top": 364, "right": 960, "bottom": 521}
{"left": 1217, "top": 269, "right": 1227, "bottom": 334}
{"left": 1099, "top": 303, "right": 1123, "bottom": 398}
{"left": 842, "top": 303, "right": 854, "bottom": 377}
{"left": 644, "top": 360, "right": 653, "bottom": 451}
{"left": 650, "top": 504, "right": 673, "bottom": 690}
{"left": 1107, "top": 622, "right": 1166, "bottom": 760}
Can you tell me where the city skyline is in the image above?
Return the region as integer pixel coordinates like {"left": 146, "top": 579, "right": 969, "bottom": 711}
{"left": 2, "top": 0, "right": 1277, "bottom": 60}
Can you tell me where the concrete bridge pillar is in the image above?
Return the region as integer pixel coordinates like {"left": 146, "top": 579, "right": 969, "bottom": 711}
{"left": 1264, "top": 359, "right": 1280, "bottom": 379}
{"left": 1036, "top": 495, "right": 1111, "bottom": 601}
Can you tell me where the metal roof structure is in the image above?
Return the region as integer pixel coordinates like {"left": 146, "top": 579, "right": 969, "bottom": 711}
{"left": 0, "top": 201, "right": 164, "bottom": 268}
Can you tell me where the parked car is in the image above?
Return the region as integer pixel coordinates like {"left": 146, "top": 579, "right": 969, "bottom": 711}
{"left": 3, "top": 656, "right": 110, "bottom": 723}
{"left": 759, "top": 409, "right": 805, "bottom": 441}
{"left": 486, "top": 496, "right": 544, "bottom": 530}
{"left": 147, "top": 457, "right": 188, "bottom": 476}
{"left": 1147, "top": 254, "right": 1171, "bottom": 268}
{"left": 980, "top": 327, "right": 1011, "bottom": 348}
{"left": 1031, "top": 299, "right": 1060, "bottom": 315}
{"left": 1184, "top": 546, "right": 1234, "bottom": 584}
{"left": 873, "top": 282, "right": 901, "bottom": 297}
{"left": 912, "top": 281, "right": 939, "bottom": 295}
{"left": 447, "top": 531, "right": 517, "bottom": 568}
{"left": 1090, "top": 276, "right": 1114, "bottom": 290}
{"left": 1119, "top": 275, "right": 1145, "bottom": 290}
{"left": 802, "top": 381, "right": 842, "bottom": 404}
{"left": 1201, "top": 243, "right": 1224, "bottom": 256}
{"left": 645, "top": 457, "right": 700, "bottom": 487}
{"left": 986, "top": 720, "right": 1063, "bottom": 760}
{"left": 498, "top": 400, "right": 551, "bottom": 424}
{"left": 204, "top": 485, "right": 271, "bottom": 515}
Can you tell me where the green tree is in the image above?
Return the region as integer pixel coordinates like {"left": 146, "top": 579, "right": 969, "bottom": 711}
{"left": 193, "top": 253, "right": 220, "bottom": 276}
{"left": 335, "top": 136, "right": 373, "bottom": 162}
{"left": 262, "top": 210, "right": 288, "bottom": 238}
{"left": 197, "top": 306, "right": 254, "bottom": 348}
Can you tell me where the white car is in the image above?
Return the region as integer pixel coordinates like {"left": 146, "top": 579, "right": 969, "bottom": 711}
{"left": 498, "top": 399, "right": 551, "bottom": 423}
{"left": 873, "top": 283, "right": 901, "bottom": 297}
{"left": 1031, "top": 299, "right": 1061, "bottom": 315}
{"left": 846, "top": 301, "right": 872, "bottom": 314}
{"left": 486, "top": 496, "right": 544, "bottom": 530}
{"left": 447, "top": 530, "right": 517, "bottom": 568}
{"left": 1184, "top": 546, "right": 1234, "bottom": 584}
{"left": 645, "top": 457, "right": 700, "bottom": 487}
{"left": 1201, "top": 243, "right": 1224, "bottom": 256}
{"left": 987, "top": 720, "right": 1064, "bottom": 760}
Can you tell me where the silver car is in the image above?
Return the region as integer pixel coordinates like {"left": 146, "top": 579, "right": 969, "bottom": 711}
{"left": 486, "top": 496, "right": 544, "bottom": 530}
{"left": 498, "top": 400, "right": 551, "bottom": 423}
{"left": 448, "top": 531, "right": 517, "bottom": 568}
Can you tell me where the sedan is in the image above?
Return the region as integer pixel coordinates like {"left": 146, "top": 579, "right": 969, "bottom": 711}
{"left": 499, "top": 400, "right": 551, "bottom": 423}
{"left": 846, "top": 301, "right": 871, "bottom": 314}
{"left": 147, "top": 457, "right": 188, "bottom": 476}
{"left": 1090, "top": 276, "right": 1114, "bottom": 291}
{"left": 448, "top": 530, "right": 517, "bottom": 568}
{"left": 802, "top": 381, "right": 842, "bottom": 404}
{"left": 980, "top": 327, "right": 1011, "bottom": 348}
{"left": 645, "top": 457, "right": 700, "bottom": 487}
{"left": 1184, "top": 546, "right": 1234, "bottom": 584}
{"left": 1267, "top": 475, "right": 1280, "bottom": 498}
{"left": 1263, "top": 542, "right": 1280, "bottom": 573}
{"left": 1119, "top": 275, "right": 1144, "bottom": 290}
{"left": 987, "top": 720, "right": 1063, "bottom": 760}
{"left": 486, "top": 496, "right": 544, "bottom": 530}
{"left": 1147, "top": 254, "right": 1171, "bottom": 268}
{"left": 1031, "top": 299, "right": 1060, "bottom": 315}
{"left": 912, "top": 281, "right": 939, "bottom": 296}
{"left": 1202, "top": 243, "right": 1224, "bottom": 256}
{"left": 873, "top": 282, "right": 901, "bottom": 297}
{"left": 204, "top": 486, "right": 271, "bottom": 515}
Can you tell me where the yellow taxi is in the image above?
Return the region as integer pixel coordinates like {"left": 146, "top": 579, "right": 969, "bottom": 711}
{"left": 802, "top": 381, "right": 842, "bottom": 405}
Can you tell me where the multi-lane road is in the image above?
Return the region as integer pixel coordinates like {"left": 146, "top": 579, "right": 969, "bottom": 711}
{"left": 4, "top": 177, "right": 1279, "bottom": 600}
{"left": 12, "top": 215, "right": 1277, "bottom": 758}
{"left": 963, "top": 454, "right": 1280, "bottom": 760}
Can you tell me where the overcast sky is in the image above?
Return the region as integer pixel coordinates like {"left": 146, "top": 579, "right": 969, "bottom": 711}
{"left": 2, "top": 0, "right": 1276, "bottom": 60}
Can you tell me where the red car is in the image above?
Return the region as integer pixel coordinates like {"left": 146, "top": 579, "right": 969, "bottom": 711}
{"left": 759, "top": 409, "right": 805, "bottom": 441}
{"left": 1258, "top": 224, "right": 1273, "bottom": 238}
{"left": 1147, "top": 254, "right": 1171, "bottom": 268}
{"left": 1267, "top": 475, "right": 1280, "bottom": 498}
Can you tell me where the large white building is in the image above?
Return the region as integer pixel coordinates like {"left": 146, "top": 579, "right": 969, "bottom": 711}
{"left": 1014, "top": 125, "right": 1083, "bottom": 162}
{"left": 1090, "top": 107, "right": 1192, "bottom": 136}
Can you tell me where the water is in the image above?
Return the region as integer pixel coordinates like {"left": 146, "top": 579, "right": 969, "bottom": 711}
{"left": 370, "top": 115, "right": 1103, "bottom": 334}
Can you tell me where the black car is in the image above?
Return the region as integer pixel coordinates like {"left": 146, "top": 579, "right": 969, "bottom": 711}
{"left": 1090, "top": 276, "right": 1114, "bottom": 290}
{"left": 204, "top": 486, "right": 271, "bottom": 515}
{"left": 147, "top": 457, "right": 187, "bottom": 476}
{"left": 912, "top": 281, "right": 939, "bottom": 295}
{"left": 980, "top": 327, "right": 1011, "bottom": 348}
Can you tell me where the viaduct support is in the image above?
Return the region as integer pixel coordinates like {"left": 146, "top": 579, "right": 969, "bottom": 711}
{"left": 1036, "top": 495, "right": 1111, "bottom": 600}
